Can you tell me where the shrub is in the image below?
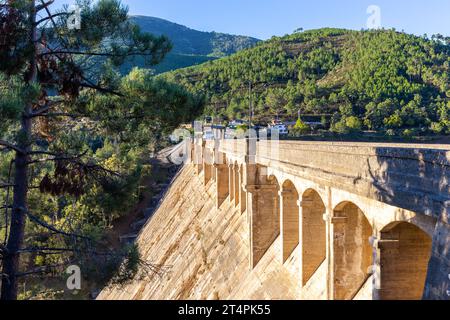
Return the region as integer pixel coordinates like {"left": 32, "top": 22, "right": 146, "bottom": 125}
{"left": 331, "top": 116, "right": 362, "bottom": 134}
{"left": 331, "top": 119, "right": 349, "bottom": 134}
{"left": 345, "top": 116, "right": 362, "bottom": 131}
{"left": 430, "top": 122, "right": 444, "bottom": 134}
{"left": 385, "top": 129, "right": 396, "bottom": 136}
{"left": 384, "top": 112, "right": 403, "bottom": 129}
{"left": 292, "top": 118, "right": 310, "bottom": 135}
{"left": 402, "top": 129, "right": 413, "bottom": 138}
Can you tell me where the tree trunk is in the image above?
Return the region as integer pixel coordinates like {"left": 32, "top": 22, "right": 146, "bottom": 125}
{"left": 0, "top": 1, "right": 36, "bottom": 300}
{"left": 0, "top": 143, "right": 30, "bottom": 300}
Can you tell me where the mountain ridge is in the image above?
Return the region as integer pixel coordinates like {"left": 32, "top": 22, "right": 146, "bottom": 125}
{"left": 163, "top": 28, "right": 450, "bottom": 135}
{"left": 121, "top": 15, "right": 261, "bottom": 74}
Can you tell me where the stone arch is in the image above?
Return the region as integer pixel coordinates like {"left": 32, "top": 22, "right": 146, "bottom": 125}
{"left": 301, "top": 188, "right": 326, "bottom": 285}
{"left": 267, "top": 174, "right": 280, "bottom": 188}
{"left": 266, "top": 169, "right": 284, "bottom": 188}
{"left": 333, "top": 201, "right": 373, "bottom": 300}
{"left": 250, "top": 172, "right": 280, "bottom": 268}
{"left": 378, "top": 221, "right": 432, "bottom": 300}
{"left": 281, "top": 180, "right": 300, "bottom": 263}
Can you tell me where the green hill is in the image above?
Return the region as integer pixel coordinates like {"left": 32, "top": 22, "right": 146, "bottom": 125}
{"left": 164, "top": 28, "right": 450, "bottom": 135}
{"left": 121, "top": 16, "right": 261, "bottom": 74}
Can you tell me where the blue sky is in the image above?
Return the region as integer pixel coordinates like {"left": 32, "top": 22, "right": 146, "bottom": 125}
{"left": 56, "top": 0, "right": 450, "bottom": 40}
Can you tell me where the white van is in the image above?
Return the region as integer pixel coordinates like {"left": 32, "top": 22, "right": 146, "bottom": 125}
{"left": 270, "top": 123, "right": 288, "bottom": 135}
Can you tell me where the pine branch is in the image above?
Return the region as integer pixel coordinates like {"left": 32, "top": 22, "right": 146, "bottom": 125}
{"left": 30, "top": 112, "right": 80, "bottom": 119}
{"left": 37, "top": 0, "right": 73, "bottom": 61}
{"left": 39, "top": 50, "right": 159, "bottom": 58}
{"left": 18, "top": 247, "right": 119, "bottom": 257}
{"left": 18, "top": 247, "right": 78, "bottom": 254}
{"left": 79, "top": 82, "right": 124, "bottom": 97}
{"left": 15, "top": 264, "right": 66, "bottom": 278}
{"left": 24, "top": 209, "right": 92, "bottom": 241}
{"left": 137, "top": 260, "right": 172, "bottom": 280}
{"left": 29, "top": 150, "right": 82, "bottom": 156}
{"left": 36, "top": 0, "right": 55, "bottom": 13}
{"left": 0, "top": 184, "right": 15, "bottom": 189}
{"left": 35, "top": 12, "right": 68, "bottom": 26}
{"left": 27, "top": 150, "right": 88, "bottom": 165}
{"left": 0, "top": 140, "right": 25, "bottom": 154}
{"left": 29, "top": 100, "right": 65, "bottom": 117}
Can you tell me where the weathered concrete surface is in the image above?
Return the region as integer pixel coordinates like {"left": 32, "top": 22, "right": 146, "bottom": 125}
{"left": 332, "top": 203, "right": 373, "bottom": 300}
{"left": 379, "top": 222, "right": 432, "bottom": 300}
{"left": 219, "top": 140, "right": 449, "bottom": 221}
{"left": 301, "top": 190, "right": 326, "bottom": 286}
{"left": 423, "top": 220, "right": 450, "bottom": 300}
{"left": 98, "top": 165, "right": 303, "bottom": 300}
{"left": 218, "top": 140, "right": 450, "bottom": 300}
{"left": 99, "top": 139, "right": 450, "bottom": 300}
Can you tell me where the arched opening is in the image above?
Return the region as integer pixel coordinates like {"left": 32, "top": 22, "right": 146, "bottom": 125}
{"left": 333, "top": 202, "right": 373, "bottom": 300}
{"left": 378, "top": 222, "right": 432, "bottom": 300}
{"left": 234, "top": 162, "right": 240, "bottom": 207}
{"left": 281, "top": 180, "right": 299, "bottom": 263}
{"left": 301, "top": 189, "right": 326, "bottom": 285}
{"left": 250, "top": 172, "right": 280, "bottom": 268}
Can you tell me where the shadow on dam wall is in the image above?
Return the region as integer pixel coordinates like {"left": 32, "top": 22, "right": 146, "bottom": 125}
{"left": 369, "top": 146, "right": 450, "bottom": 300}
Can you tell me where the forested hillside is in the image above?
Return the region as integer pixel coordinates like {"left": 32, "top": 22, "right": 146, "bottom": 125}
{"left": 165, "top": 28, "right": 450, "bottom": 135}
{"left": 120, "top": 16, "right": 261, "bottom": 74}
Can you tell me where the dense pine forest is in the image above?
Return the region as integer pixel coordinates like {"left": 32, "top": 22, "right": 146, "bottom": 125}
{"left": 165, "top": 28, "right": 450, "bottom": 136}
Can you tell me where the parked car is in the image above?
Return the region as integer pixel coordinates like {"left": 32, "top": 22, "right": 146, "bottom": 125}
{"left": 229, "top": 119, "right": 246, "bottom": 125}
{"left": 228, "top": 119, "right": 248, "bottom": 129}
{"left": 269, "top": 123, "right": 289, "bottom": 136}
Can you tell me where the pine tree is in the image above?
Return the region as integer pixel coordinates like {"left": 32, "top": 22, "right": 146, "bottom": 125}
{"left": 0, "top": 0, "right": 201, "bottom": 300}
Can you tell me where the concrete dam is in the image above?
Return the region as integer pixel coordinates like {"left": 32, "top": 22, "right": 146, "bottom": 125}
{"left": 99, "top": 136, "right": 450, "bottom": 300}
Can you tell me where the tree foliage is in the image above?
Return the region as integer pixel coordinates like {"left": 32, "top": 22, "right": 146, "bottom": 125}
{"left": 165, "top": 28, "right": 450, "bottom": 134}
{"left": 0, "top": 0, "right": 202, "bottom": 300}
